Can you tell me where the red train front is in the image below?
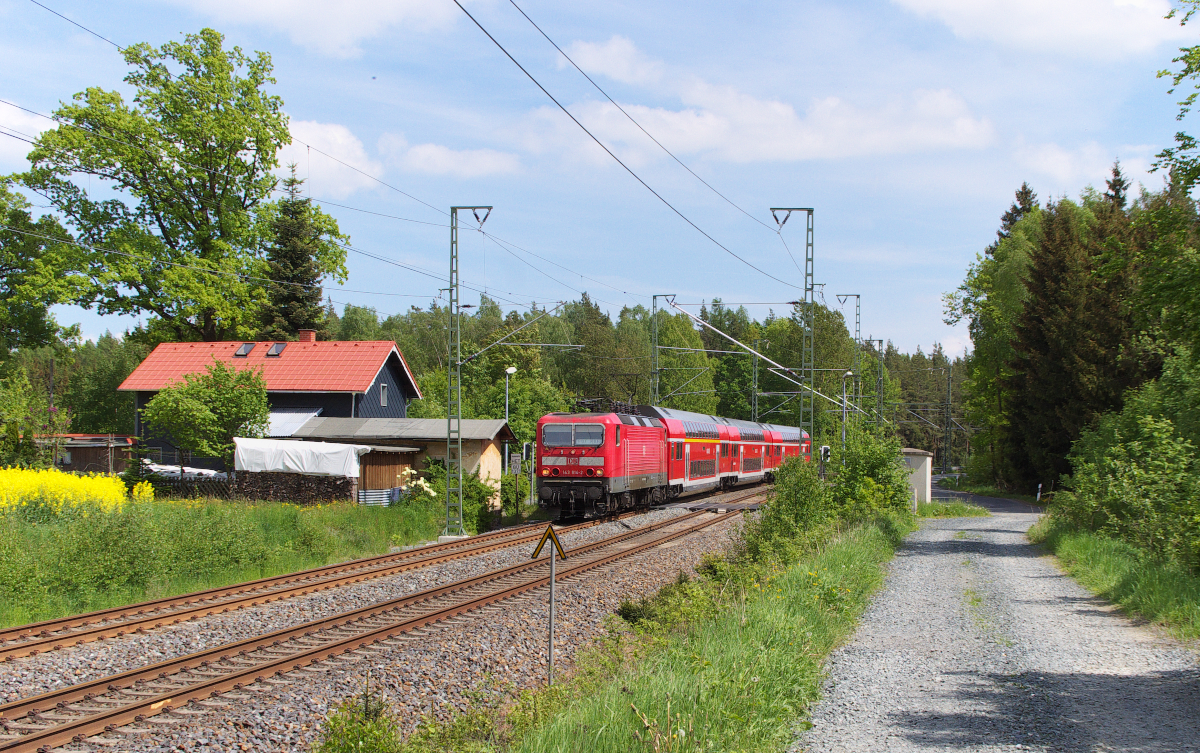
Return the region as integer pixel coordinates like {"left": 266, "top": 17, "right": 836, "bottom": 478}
{"left": 536, "top": 406, "right": 810, "bottom": 518}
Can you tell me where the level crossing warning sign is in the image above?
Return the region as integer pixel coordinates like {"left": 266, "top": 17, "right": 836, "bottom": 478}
{"left": 531, "top": 524, "right": 566, "bottom": 686}
{"left": 531, "top": 524, "right": 567, "bottom": 560}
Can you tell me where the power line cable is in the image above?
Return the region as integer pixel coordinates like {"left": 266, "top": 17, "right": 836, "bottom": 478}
{"left": 505, "top": 0, "right": 776, "bottom": 234}
{"left": 2, "top": 99, "right": 648, "bottom": 307}
{"left": 0, "top": 223, "right": 443, "bottom": 300}
{"left": 21, "top": 1, "right": 797, "bottom": 305}
{"left": 288, "top": 137, "right": 447, "bottom": 218}
{"left": 27, "top": 0, "right": 122, "bottom": 50}
{"left": 481, "top": 229, "right": 647, "bottom": 301}
{"left": 448, "top": 0, "right": 803, "bottom": 292}
{"left": 481, "top": 233, "right": 627, "bottom": 308}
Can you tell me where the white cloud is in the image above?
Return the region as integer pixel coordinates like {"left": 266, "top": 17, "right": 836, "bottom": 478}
{"left": 529, "top": 83, "right": 994, "bottom": 165}
{"left": 166, "top": 0, "right": 458, "bottom": 57}
{"left": 527, "top": 36, "right": 993, "bottom": 165}
{"left": 563, "top": 36, "right": 664, "bottom": 85}
{"left": 891, "top": 0, "right": 1189, "bottom": 55}
{"left": 279, "top": 120, "right": 383, "bottom": 198}
{"left": 939, "top": 330, "right": 972, "bottom": 358}
{"left": 379, "top": 133, "right": 520, "bottom": 177}
{"left": 0, "top": 104, "right": 52, "bottom": 171}
{"left": 1013, "top": 139, "right": 1155, "bottom": 190}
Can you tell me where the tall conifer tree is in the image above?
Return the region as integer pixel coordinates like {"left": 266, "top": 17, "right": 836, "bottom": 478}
{"left": 260, "top": 168, "right": 330, "bottom": 340}
{"left": 1005, "top": 197, "right": 1141, "bottom": 488}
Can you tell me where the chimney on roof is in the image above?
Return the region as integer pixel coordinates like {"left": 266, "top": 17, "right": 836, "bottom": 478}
{"left": 298, "top": 329, "right": 316, "bottom": 343}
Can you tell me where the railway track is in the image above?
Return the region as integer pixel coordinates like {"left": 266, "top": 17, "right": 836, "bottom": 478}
{"left": 0, "top": 486, "right": 765, "bottom": 663}
{"left": 0, "top": 503, "right": 749, "bottom": 752}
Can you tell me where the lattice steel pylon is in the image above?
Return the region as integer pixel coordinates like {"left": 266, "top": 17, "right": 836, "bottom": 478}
{"left": 865, "top": 337, "right": 884, "bottom": 426}
{"left": 772, "top": 208, "right": 815, "bottom": 438}
{"left": 651, "top": 295, "right": 660, "bottom": 405}
{"left": 944, "top": 363, "right": 954, "bottom": 473}
{"left": 445, "top": 205, "right": 491, "bottom": 537}
{"left": 751, "top": 339, "right": 762, "bottom": 422}
{"left": 837, "top": 294, "right": 862, "bottom": 411}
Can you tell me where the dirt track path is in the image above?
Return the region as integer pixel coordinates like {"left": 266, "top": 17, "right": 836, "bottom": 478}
{"left": 794, "top": 493, "right": 1200, "bottom": 753}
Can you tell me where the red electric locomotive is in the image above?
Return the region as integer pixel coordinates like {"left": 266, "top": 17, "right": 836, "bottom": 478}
{"left": 536, "top": 405, "right": 811, "bottom": 518}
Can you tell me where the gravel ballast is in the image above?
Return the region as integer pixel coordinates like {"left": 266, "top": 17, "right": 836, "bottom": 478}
{"left": 0, "top": 507, "right": 694, "bottom": 705}
{"left": 84, "top": 513, "right": 740, "bottom": 752}
{"left": 796, "top": 495, "right": 1200, "bottom": 753}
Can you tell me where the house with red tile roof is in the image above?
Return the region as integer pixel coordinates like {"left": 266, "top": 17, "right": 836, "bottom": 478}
{"left": 118, "top": 329, "right": 422, "bottom": 467}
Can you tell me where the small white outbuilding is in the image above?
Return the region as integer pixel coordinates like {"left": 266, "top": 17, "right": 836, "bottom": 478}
{"left": 901, "top": 447, "right": 933, "bottom": 508}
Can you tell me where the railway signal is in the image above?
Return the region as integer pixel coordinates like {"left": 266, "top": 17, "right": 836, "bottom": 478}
{"left": 532, "top": 524, "right": 567, "bottom": 685}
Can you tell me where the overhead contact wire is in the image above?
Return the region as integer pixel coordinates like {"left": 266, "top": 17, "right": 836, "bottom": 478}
{"left": 448, "top": 0, "right": 803, "bottom": 292}
{"left": 506, "top": 0, "right": 776, "bottom": 234}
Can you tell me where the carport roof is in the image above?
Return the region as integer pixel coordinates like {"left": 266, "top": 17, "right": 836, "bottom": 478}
{"left": 292, "top": 417, "right": 515, "bottom": 443}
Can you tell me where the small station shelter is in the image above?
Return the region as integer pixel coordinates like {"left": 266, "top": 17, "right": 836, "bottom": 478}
{"left": 902, "top": 447, "right": 933, "bottom": 507}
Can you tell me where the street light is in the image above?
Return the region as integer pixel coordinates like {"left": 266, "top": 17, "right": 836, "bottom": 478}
{"left": 842, "top": 370, "right": 853, "bottom": 464}
{"left": 504, "top": 366, "right": 517, "bottom": 472}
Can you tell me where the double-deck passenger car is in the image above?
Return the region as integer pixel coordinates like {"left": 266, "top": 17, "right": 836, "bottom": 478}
{"left": 536, "top": 406, "right": 810, "bottom": 517}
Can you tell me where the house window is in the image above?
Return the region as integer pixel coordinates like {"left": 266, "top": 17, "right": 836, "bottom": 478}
{"left": 234, "top": 343, "right": 255, "bottom": 357}
{"left": 266, "top": 342, "right": 287, "bottom": 357}
{"left": 381, "top": 383, "right": 388, "bottom": 407}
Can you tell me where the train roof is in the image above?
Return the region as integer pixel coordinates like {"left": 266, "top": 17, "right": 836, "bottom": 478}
{"left": 636, "top": 405, "right": 808, "bottom": 439}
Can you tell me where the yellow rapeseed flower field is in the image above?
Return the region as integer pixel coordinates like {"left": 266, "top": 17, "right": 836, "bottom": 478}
{"left": 0, "top": 468, "right": 130, "bottom": 515}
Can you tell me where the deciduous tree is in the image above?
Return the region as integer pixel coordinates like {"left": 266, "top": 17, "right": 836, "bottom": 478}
{"left": 141, "top": 361, "right": 268, "bottom": 466}
{"left": 19, "top": 29, "right": 346, "bottom": 341}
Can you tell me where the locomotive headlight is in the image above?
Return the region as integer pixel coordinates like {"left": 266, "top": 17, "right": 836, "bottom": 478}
{"left": 541, "top": 469, "right": 550, "bottom": 476}
{"left": 595, "top": 469, "right": 603, "bottom": 477}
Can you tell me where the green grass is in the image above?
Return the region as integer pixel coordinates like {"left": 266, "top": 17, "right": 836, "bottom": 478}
{"left": 917, "top": 500, "right": 990, "bottom": 518}
{"left": 1028, "top": 516, "right": 1200, "bottom": 640}
{"left": 512, "top": 518, "right": 910, "bottom": 753}
{"left": 346, "top": 515, "right": 912, "bottom": 753}
{"left": 0, "top": 497, "right": 447, "bottom": 628}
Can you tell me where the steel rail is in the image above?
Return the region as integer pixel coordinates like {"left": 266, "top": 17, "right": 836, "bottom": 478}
{"left": 0, "top": 485, "right": 766, "bottom": 658}
{"left": 0, "top": 506, "right": 678, "bottom": 659}
{"left": 0, "top": 520, "right": 539, "bottom": 645}
{"left": 0, "top": 503, "right": 742, "bottom": 721}
{"left": 0, "top": 507, "right": 745, "bottom": 752}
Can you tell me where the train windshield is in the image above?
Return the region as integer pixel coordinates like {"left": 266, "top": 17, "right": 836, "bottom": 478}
{"left": 575, "top": 424, "right": 604, "bottom": 447}
{"left": 542, "top": 423, "right": 605, "bottom": 447}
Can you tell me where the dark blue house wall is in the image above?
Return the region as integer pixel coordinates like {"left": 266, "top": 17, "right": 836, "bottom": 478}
{"left": 356, "top": 357, "right": 412, "bottom": 419}
{"left": 268, "top": 391, "right": 355, "bottom": 417}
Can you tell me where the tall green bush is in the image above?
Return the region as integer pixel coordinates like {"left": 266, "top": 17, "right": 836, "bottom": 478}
{"left": 740, "top": 426, "right": 910, "bottom": 563}
{"left": 420, "top": 459, "right": 498, "bottom": 534}
{"left": 1059, "top": 415, "right": 1200, "bottom": 572}
{"left": 830, "top": 428, "right": 910, "bottom": 518}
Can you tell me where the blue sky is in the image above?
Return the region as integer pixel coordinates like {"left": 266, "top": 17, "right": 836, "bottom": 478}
{"left": 1, "top": 0, "right": 1194, "bottom": 354}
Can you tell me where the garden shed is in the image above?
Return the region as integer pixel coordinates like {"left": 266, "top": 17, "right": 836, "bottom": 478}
{"left": 288, "top": 417, "right": 515, "bottom": 503}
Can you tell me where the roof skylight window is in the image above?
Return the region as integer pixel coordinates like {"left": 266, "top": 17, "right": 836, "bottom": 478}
{"left": 266, "top": 342, "right": 287, "bottom": 357}
{"left": 234, "top": 343, "right": 255, "bottom": 357}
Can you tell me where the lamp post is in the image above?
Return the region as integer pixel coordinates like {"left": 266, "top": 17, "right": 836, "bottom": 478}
{"left": 841, "top": 370, "right": 853, "bottom": 464}
{"left": 504, "top": 366, "right": 517, "bottom": 471}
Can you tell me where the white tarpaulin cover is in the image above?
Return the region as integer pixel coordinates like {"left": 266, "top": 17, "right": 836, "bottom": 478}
{"left": 234, "top": 437, "right": 371, "bottom": 478}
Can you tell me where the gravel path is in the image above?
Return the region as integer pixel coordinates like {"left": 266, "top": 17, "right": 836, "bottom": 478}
{"left": 0, "top": 508, "right": 692, "bottom": 705}
{"left": 795, "top": 494, "right": 1200, "bottom": 753}
{"left": 86, "top": 514, "right": 740, "bottom": 752}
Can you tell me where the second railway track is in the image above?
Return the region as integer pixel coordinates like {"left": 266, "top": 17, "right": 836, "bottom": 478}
{"left": 0, "top": 486, "right": 765, "bottom": 662}
{"left": 0, "top": 505, "right": 747, "bottom": 753}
